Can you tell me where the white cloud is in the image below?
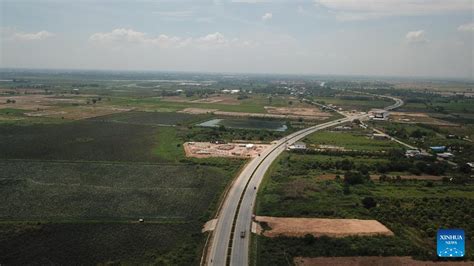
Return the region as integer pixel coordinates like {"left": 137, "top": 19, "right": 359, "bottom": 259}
{"left": 458, "top": 22, "right": 474, "bottom": 32}
{"left": 314, "top": 0, "right": 473, "bottom": 21}
{"left": 90, "top": 29, "right": 247, "bottom": 49}
{"left": 262, "top": 12, "right": 272, "bottom": 21}
{"left": 196, "top": 17, "right": 214, "bottom": 23}
{"left": 90, "top": 28, "right": 185, "bottom": 48}
{"left": 231, "top": 0, "right": 269, "bottom": 3}
{"left": 406, "top": 30, "right": 427, "bottom": 43}
{"left": 90, "top": 28, "right": 146, "bottom": 43}
{"left": 297, "top": 6, "right": 305, "bottom": 14}
{"left": 197, "top": 32, "right": 227, "bottom": 44}
{"left": 152, "top": 10, "right": 193, "bottom": 18}
{"left": 4, "top": 29, "right": 55, "bottom": 41}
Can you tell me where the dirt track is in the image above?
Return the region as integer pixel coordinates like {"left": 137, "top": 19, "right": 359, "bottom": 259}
{"left": 295, "top": 257, "right": 474, "bottom": 266}
{"left": 255, "top": 216, "right": 393, "bottom": 238}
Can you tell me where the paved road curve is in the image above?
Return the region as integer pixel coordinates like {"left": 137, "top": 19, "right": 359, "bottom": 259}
{"left": 207, "top": 95, "right": 403, "bottom": 266}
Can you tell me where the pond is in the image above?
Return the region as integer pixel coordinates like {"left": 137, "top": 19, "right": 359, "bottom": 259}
{"left": 198, "top": 118, "right": 288, "bottom": 131}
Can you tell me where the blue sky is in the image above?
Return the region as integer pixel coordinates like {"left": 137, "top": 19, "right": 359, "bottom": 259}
{"left": 1, "top": 0, "right": 473, "bottom": 79}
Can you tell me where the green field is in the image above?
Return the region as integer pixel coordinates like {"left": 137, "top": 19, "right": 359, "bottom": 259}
{"left": 304, "top": 129, "right": 403, "bottom": 151}
{"left": 313, "top": 96, "right": 392, "bottom": 111}
{"left": 111, "top": 94, "right": 304, "bottom": 113}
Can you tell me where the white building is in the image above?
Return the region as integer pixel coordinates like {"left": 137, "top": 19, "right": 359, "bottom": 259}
{"left": 288, "top": 142, "right": 307, "bottom": 150}
{"left": 437, "top": 152, "right": 454, "bottom": 159}
{"left": 370, "top": 109, "right": 390, "bottom": 120}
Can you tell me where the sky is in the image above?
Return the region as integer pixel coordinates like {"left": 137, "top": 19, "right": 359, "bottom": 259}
{"left": 0, "top": 0, "right": 473, "bottom": 79}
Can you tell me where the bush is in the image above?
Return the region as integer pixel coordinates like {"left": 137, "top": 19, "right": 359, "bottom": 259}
{"left": 362, "top": 197, "right": 377, "bottom": 209}
{"left": 344, "top": 171, "right": 369, "bottom": 185}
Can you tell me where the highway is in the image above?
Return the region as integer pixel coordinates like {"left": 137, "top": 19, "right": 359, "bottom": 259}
{"left": 206, "top": 94, "right": 404, "bottom": 266}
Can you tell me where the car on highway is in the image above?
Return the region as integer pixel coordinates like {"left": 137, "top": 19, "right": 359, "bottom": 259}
{"left": 240, "top": 231, "right": 246, "bottom": 238}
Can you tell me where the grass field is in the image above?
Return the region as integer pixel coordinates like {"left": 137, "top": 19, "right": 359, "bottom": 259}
{"left": 303, "top": 130, "right": 403, "bottom": 151}
{"left": 313, "top": 96, "right": 392, "bottom": 111}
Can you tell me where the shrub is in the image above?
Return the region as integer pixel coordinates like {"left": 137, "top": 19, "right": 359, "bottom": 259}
{"left": 362, "top": 197, "right": 377, "bottom": 209}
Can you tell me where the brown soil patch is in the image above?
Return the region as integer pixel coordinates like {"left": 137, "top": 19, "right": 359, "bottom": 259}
{"left": 390, "top": 112, "right": 458, "bottom": 127}
{"left": 184, "top": 142, "right": 271, "bottom": 158}
{"left": 317, "top": 174, "right": 444, "bottom": 181}
{"left": 179, "top": 108, "right": 218, "bottom": 114}
{"left": 265, "top": 107, "right": 331, "bottom": 117}
{"left": 390, "top": 112, "right": 430, "bottom": 118}
{"left": 294, "top": 256, "right": 474, "bottom": 266}
{"left": 255, "top": 216, "right": 393, "bottom": 238}
{"left": 202, "top": 219, "right": 217, "bottom": 232}
{"left": 191, "top": 96, "right": 240, "bottom": 105}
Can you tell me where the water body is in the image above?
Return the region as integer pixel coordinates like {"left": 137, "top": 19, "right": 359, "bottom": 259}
{"left": 198, "top": 118, "right": 287, "bottom": 132}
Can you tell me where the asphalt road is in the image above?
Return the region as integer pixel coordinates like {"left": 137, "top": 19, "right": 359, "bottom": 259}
{"left": 206, "top": 95, "right": 403, "bottom": 266}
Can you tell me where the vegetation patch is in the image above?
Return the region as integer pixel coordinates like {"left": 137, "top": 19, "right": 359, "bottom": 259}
{"left": 0, "top": 222, "right": 202, "bottom": 265}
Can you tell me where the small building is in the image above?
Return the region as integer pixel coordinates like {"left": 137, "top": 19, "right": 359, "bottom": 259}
{"left": 245, "top": 144, "right": 255, "bottom": 149}
{"left": 430, "top": 146, "right": 446, "bottom": 153}
{"left": 371, "top": 109, "right": 389, "bottom": 120}
{"left": 405, "top": 149, "right": 431, "bottom": 158}
{"left": 334, "top": 125, "right": 352, "bottom": 131}
{"left": 372, "top": 133, "right": 390, "bottom": 140}
{"left": 437, "top": 152, "right": 454, "bottom": 159}
{"left": 288, "top": 142, "right": 307, "bottom": 150}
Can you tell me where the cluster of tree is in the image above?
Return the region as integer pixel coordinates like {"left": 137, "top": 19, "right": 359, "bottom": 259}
{"left": 237, "top": 93, "right": 249, "bottom": 100}
{"left": 71, "top": 83, "right": 99, "bottom": 88}
{"left": 183, "top": 88, "right": 216, "bottom": 97}
{"left": 343, "top": 171, "right": 370, "bottom": 185}
{"left": 290, "top": 148, "right": 392, "bottom": 158}
{"left": 257, "top": 233, "right": 427, "bottom": 265}
{"left": 86, "top": 97, "right": 102, "bottom": 104}
{"left": 372, "top": 197, "right": 474, "bottom": 243}
{"left": 375, "top": 159, "right": 448, "bottom": 176}
{"left": 5, "top": 99, "right": 16, "bottom": 104}
{"left": 383, "top": 126, "right": 433, "bottom": 140}
{"left": 339, "top": 95, "right": 375, "bottom": 101}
